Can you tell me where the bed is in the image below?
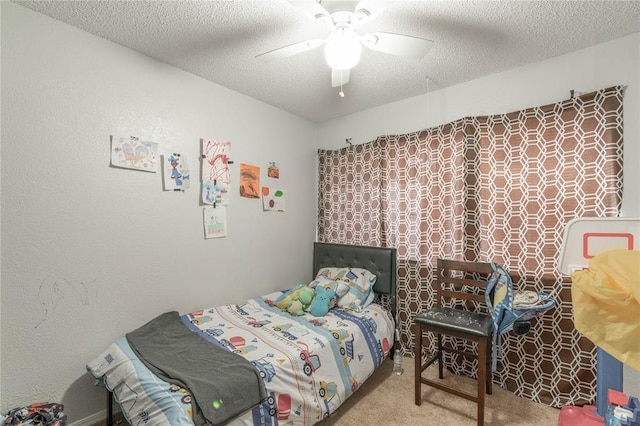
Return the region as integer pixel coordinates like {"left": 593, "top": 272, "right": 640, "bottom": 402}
{"left": 87, "top": 242, "right": 397, "bottom": 426}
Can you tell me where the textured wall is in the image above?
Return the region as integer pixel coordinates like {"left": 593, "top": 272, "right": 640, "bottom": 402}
{"left": 1, "top": 3, "right": 317, "bottom": 422}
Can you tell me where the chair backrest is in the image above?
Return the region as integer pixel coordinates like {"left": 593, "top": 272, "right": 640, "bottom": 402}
{"left": 436, "top": 259, "right": 494, "bottom": 312}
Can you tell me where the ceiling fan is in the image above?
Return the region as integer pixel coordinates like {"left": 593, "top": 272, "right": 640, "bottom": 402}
{"left": 255, "top": 0, "right": 434, "bottom": 91}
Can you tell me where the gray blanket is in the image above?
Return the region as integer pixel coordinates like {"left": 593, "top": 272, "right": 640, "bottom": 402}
{"left": 126, "top": 311, "right": 267, "bottom": 425}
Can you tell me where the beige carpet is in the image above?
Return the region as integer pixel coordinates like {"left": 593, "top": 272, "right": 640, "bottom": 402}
{"left": 94, "top": 357, "right": 561, "bottom": 426}
{"left": 318, "top": 357, "right": 560, "bottom": 426}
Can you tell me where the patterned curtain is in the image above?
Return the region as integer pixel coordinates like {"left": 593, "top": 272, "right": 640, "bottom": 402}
{"left": 317, "top": 86, "right": 624, "bottom": 407}
{"left": 317, "top": 141, "right": 383, "bottom": 245}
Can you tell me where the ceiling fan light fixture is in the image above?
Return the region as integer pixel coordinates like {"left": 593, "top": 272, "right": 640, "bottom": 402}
{"left": 324, "top": 27, "right": 361, "bottom": 70}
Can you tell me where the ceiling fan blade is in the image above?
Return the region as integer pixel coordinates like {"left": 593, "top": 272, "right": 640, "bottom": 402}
{"left": 351, "top": 1, "right": 386, "bottom": 26}
{"left": 286, "top": 1, "right": 337, "bottom": 33}
{"left": 288, "top": 0, "right": 332, "bottom": 24}
{"left": 361, "top": 32, "right": 434, "bottom": 58}
{"left": 289, "top": 0, "right": 330, "bottom": 14}
{"left": 256, "top": 38, "right": 326, "bottom": 62}
{"left": 319, "top": 0, "right": 359, "bottom": 15}
{"left": 331, "top": 68, "right": 350, "bottom": 88}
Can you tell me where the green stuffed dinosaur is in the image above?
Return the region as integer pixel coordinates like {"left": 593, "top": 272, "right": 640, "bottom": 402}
{"left": 276, "top": 285, "right": 315, "bottom": 316}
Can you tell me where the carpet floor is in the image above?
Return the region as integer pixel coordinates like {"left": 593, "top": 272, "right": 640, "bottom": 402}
{"left": 94, "top": 356, "right": 561, "bottom": 425}
{"left": 318, "top": 356, "right": 560, "bottom": 426}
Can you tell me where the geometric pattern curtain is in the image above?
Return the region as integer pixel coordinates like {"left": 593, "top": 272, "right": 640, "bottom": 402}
{"left": 467, "top": 86, "right": 624, "bottom": 407}
{"left": 317, "top": 141, "right": 383, "bottom": 246}
{"left": 317, "top": 85, "right": 624, "bottom": 407}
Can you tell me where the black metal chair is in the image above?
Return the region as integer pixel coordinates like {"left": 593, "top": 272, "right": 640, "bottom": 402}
{"left": 413, "top": 258, "right": 494, "bottom": 426}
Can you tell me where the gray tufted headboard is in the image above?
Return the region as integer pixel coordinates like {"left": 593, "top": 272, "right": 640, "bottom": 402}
{"left": 312, "top": 242, "right": 397, "bottom": 297}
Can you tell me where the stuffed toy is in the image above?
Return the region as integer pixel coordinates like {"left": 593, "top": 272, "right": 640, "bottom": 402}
{"left": 310, "top": 285, "right": 336, "bottom": 317}
{"left": 276, "top": 285, "right": 315, "bottom": 316}
{"left": 275, "top": 284, "right": 304, "bottom": 311}
{"left": 287, "top": 300, "right": 305, "bottom": 316}
{"left": 298, "top": 286, "right": 315, "bottom": 308}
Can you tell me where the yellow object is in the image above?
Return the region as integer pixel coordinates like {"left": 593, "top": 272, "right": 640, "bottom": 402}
{"left": 571, "top": 249, "right": 640, "bottom": 370}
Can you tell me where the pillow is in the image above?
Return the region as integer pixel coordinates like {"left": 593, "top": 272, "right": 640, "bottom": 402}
{"left": 316, "top": 267, "right": 378, "bottom": 309}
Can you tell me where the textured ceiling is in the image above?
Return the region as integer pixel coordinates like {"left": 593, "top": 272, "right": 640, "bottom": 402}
{"left": 13, "top": 0, "right": 640, "bottom": 123}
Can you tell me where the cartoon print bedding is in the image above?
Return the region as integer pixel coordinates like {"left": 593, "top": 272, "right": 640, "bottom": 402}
{"left": 87, "top": 290, "right": 394, "bottom": 426}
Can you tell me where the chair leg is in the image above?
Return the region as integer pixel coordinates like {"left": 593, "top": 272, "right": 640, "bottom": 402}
{"left": 413, "top": 324, "right": 422, "bottom": 406}
{"left": 437, "top": 334, "right": 444, "bottom": 379}
{"left": 486, "top": 339, "right": 493, "bottom": 395}
{"left": 107, "top": 390, "right": 113, "bottom": 426}
{"left": 477, "top": 337, "right": 487, "bottom": 426}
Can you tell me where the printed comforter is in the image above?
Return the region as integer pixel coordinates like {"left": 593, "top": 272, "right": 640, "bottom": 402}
{"left": 87, "top": 291, "right": 394, "bottom": 426}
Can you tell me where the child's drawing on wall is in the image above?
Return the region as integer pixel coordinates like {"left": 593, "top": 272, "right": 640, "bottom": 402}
{"left": 201, "top": 139, "right": 231, "bottom": 204}
{"left": 163, "top": 154, "right": 190, "bottom": 190}
{"left": 240, "top": 163, "right": 260, "bottom": 198}
{"left": 202, "top": 180, "right": 229, "bottom": 206}
{"left": 267, "top": 162, "right": 279, "bottom": 179}
{"left": 111, "top": 136, "right": 159, "bottom": 172}
{"left": 262, "top": 187, "right": 285, "bottom": 212}
{"left": 204, "top": 206, "right": 227, "bottom": 239}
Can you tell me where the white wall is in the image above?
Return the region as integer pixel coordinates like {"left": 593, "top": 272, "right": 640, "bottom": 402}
{"left": 1, "top": 2, "right": 317, "bottom": 422}
{"left": 318, "top": 32, "right": 640, "bottom": 397}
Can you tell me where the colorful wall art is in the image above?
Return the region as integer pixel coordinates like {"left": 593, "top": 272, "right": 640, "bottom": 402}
{"left": 267, "top": 162, "right": 279, "bottom": 179}
{"left": 262, "top": 187, "right": 285, "bottom": 212}
{"left": 239, "top": 163, "right": 260, "bottom": 198}
{"left": 111, "top": 136, "right": 159, "bottom": 172}
{"left": 202, "top": 139, "right": 231, "bottom": 205}
{"left": 203, "top": 205, "right": 227, "bottom": 239}
{"left": 162, "top": 153, "right": 190, "bottom": 190}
